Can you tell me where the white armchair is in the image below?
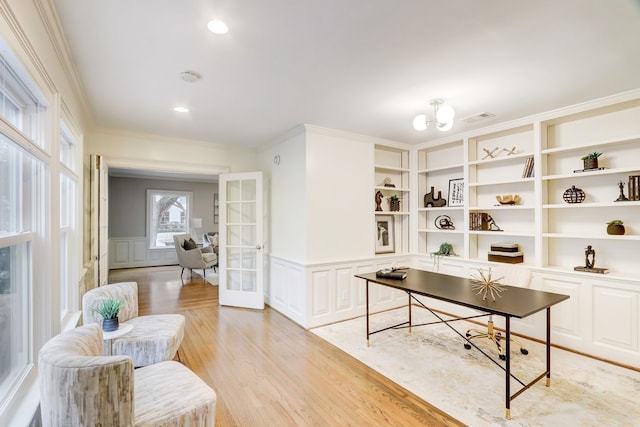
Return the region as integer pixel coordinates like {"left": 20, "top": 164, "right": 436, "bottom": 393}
{"left": 38, "top": 324, "right": 217, "bottom": 427}
{"left": 173, "top": 233, "right": 218, "bottom": 278}
{"left": 82, "top": 281, "right": 185, "bottom": 367}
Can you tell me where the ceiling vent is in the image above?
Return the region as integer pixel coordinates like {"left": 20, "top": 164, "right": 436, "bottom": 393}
{"left": 462, "top": 112, "right": 495, "bottom": 123}
{"left": 179, "top": 71, "right": 201, "bottom": 83}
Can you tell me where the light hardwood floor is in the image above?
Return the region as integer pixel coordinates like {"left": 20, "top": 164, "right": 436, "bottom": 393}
{"left": 109, "top": 266, "right": 464, "bottom": 427}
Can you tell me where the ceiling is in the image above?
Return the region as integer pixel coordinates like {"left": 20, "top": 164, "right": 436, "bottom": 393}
{"left": 53, "top": 0, "right": 640, "bottom": 148}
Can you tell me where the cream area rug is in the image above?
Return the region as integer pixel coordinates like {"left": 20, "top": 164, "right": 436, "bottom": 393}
{"left": 311, "top": 307, "right": 640, "bottom": 427}
{"left": 204, "top": 271, "right": 218, "bottom": 286}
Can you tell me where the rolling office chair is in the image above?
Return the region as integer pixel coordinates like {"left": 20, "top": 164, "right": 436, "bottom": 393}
{"left": 464, "top": 265, "right": 532, "bottom": 360}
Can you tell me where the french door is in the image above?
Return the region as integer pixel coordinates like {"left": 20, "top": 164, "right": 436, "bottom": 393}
{"left": 219, "top": 172, "right": 264, "bottom": 309}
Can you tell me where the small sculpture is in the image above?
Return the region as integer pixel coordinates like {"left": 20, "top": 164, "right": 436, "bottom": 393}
{"left": 485, "top": 214, "right": 503, "bottom": 231}
{"left": 471, "top": 268, "right": 506, "bottom": 301}
{"left": 424, "top": 186, "right": 446, "bottom": 207}
{"left": 585, "top": 245, "right": 595, "bottom": 269}
{"left": 563, "top": 185, "right": 586, "bottom": 204}
{"left": 435, "top": 215, "right": 455, "bottom": 230}
{"left": 503, "top": 146, "right": 517, "bottom": 156}
{"left": 383, "top": 177, "right": 395, "bottom": 188}
{"left": 375, "top": 190, "right": 383, "bottom": 211}
{"left": 482, "top": 147, "right": 500, "bottom": 159}
{"left": 615, "top": 180, "right": 629, "bottom": 202}
{"left": 574, "top": 245, "right": 608, "bottom": 274}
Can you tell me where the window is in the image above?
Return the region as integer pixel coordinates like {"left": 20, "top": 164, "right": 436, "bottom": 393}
{"left": 148, "top": 190, "right": 192, "bottom": 249}
{"left": 0, "top": 39, "right": 48, "bottom": 417}
{"left": 0, "top": 56, "right": 46, "bottom": 146}
{"left": 0, "top": 136, "right": 42, "bottom": 407}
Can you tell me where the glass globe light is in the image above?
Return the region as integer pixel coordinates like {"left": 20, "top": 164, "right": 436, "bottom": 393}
{"left": 413, "top": 114, "right": 428, "bottom": 131}
{"left": 436, "top": 103, "right": 455, "bottom": 124}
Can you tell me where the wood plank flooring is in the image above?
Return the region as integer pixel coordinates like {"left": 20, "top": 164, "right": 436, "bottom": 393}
{"left": 109, "top": 266, "right": 464, "bottom": 427}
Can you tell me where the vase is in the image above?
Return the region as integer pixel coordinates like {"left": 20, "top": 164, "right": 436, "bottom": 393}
{"left": 389, "top": 199, "right": 400, "bottom": 212}
{"left": 102, "top": 317, "right": 119, "bottom": 332}
{"left": 606, "top": 224, "right": 625, "bottom": 235}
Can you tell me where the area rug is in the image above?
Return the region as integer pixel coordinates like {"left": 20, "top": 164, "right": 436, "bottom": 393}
{"left": 204, "top": 272, "right": 218, "bottom": 286}
{"left": 311, "top": 307, "right": 640, "bottom": 427}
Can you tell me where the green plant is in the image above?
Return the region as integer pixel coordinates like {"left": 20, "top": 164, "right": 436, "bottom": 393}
{"left": 581, "top": 152, "right": 602, "bottom": 160}
{"left": 606, "top": 220, "right": 623, "bottom": 225}
{"left": 432, "top": 242, "right": 456, "bottom": 256}
{"left": 92, "top": 298, "right": 124, "bottom": 320}
{"left": 389, "top": 194, "right": 399, "bottom": 201}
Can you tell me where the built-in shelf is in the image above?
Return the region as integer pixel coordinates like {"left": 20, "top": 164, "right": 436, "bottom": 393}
{"left": 375, "top": 211, "right": 410, "bottom": 216}
{"left": 543, "top": 201, "right": 640, "bottom": 208}
{"left": 469, "top": 177, "right": 534, "bottom": 187}
{"left": 469, "top": 205, "right": 535, "bottom": 210}
{"left": 418, "top": 228, "right": 464, "bottom": 234}
{"left": 374, "top": 164, "right": 410, "bottom": 173}
{"left": 543, "top": 233, "right": 640, "bottom": 240}
{"left": 418, "top": 206, "right": 465, "bottom": 212}
{"left": 418, "top": 164, "right": 464, "bottom": 174}
{"left": 543, "top": 167, "right": 640, "bottom": 181}
{"left": 541, "top": 134, "right": 640, "bottom": 155}
{"left": 469, "top": 230, "right": 535, "bottom": 237}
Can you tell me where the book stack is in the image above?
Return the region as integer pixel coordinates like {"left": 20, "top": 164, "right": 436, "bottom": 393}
{"left": 629, "top": 175, "right": 640, "bottom": 201}
{"left": 469, "top": 212, "right": 490, "bottom": 230}
{"left": 521, "top": 156, "right": 534, "bottom": 178}
{"left": 488, "top": 243, "right": 523, "bottom": 264}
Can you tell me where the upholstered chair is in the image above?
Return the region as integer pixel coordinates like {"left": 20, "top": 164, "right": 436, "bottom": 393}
{"left": 173, "top": 233, "right": 217, "bottom": 277}
{"left": 38, "top": 324, "right": 217, "bottom": 427}
{"left": 82, "top": 281, "right": 185, "bottom": 367}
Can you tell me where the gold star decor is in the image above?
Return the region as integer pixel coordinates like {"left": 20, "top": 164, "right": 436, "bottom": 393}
{"left": 471, "top": 268, "right": 506, "bottom": 301}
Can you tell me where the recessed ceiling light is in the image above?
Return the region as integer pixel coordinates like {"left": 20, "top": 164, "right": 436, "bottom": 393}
{"left": 174, "top": 106, "right": 189, "bottom": 113}
{"left": 207, "top": 20, "right": 228, "bottom": 34}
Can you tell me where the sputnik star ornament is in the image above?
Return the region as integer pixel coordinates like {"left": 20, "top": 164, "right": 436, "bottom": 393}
{"left": 471, "top": 268, "right": 506, "bottom": 301}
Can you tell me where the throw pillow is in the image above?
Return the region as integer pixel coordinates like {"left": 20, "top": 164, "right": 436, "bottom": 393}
{"left": 183, "top": 238, "right": 198, "bottom": 250}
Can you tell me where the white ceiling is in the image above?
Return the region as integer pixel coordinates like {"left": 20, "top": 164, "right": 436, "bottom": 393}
{"left": 53, "top": 0, "right": 640, "bottom": 148}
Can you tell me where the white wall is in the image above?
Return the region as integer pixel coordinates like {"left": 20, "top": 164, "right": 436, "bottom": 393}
{"left": 259, "top": 127, "right": 308, "bottom": 263}
{"left": 305, "top": 127, "right": 373, "bottom": 263}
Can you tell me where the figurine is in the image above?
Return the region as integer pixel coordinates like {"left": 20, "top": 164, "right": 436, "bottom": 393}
{"left": 585, "top": 245, "right": 595, "bottom": 269}
{"left": 375, "top": 190, "right": 383, "bottom": 211}
{"left": 485, "top": 214, "right": 503, "bottom": 231}
{"left": 615, "top": 180, "right": 629, "bottom": 202}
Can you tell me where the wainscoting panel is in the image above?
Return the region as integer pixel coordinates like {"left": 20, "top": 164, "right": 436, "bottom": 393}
{"left": 592, "top": 285, "right": 638, "bottom": 351}
{"left": 109, "top": 237, "right": 178, "bottom": 269}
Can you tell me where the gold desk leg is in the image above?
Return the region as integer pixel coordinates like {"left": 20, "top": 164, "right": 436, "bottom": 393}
{"left": 546, "top": 378, "right": 551, "bottom": 387}
{"left": 367, "top": 338, "right": 370, "bottom": 347}
{"left": 506, "top": 409, "right": 511, "bottom": 420}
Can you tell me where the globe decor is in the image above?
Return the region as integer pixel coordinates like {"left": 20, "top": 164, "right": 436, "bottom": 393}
{"left": 563, "top": 185, "right": 585, "bottom": 204}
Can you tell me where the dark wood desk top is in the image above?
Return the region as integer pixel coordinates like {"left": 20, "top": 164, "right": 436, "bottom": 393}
{"left": 356, "top": 269, "right": 569, "bottom": 318}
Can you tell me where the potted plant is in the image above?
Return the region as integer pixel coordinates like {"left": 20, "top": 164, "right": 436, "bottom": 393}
{"left": 93, "top": 298, "right": 125, "bottom": 332}
{"left": 388, "top": 194, "right": 401, "bottom": 212}
{"left": 606, "top": 220, "right": 625, "bottom": 235}
{"left": 581, "top": 152, "right": 602, "bottom": 170}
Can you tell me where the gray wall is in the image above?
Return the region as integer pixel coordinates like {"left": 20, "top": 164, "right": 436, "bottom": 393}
{"left": 109, "top": 176, "right": 219, "bottom": 238}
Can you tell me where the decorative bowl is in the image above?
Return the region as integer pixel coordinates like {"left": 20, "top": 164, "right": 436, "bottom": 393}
{"left": 495, "top": 195, "right": 521, "bottom": 205}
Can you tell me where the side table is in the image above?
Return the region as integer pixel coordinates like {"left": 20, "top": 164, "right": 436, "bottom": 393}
{"left": 102, "top": 322, "right": 134, "bottom": 355}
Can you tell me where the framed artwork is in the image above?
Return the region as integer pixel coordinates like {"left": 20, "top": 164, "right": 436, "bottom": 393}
{"left": 448, "top": 178, "right": 464, "bottom": 207}
{"left": 375, "top": 215, "right": 395, "bottom": 254}
{"left": 213, "top": 193, "right": 219, "bottom": 224}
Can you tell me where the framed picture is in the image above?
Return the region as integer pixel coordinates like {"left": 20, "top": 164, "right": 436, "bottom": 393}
{"left": 375, "top": 215, "right": 395, "bottom": 254}
{"left": 448, "top": 178, "right": 464, "bottom": 207}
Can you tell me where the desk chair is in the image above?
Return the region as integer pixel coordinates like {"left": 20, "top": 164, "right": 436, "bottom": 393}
{"left": 464, "top": 265, "right": 532, "bottom": 360}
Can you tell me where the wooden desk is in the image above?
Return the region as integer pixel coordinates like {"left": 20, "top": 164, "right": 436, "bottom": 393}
{"left": 355, "top": 268, "right": 569, "bottom": 419}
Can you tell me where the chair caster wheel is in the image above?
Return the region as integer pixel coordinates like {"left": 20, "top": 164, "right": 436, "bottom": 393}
{"left": 499, "top": 354, "right": 506, "bottom": 361}
{"left": 521, "top": 348, "right": 529, "bottom": 355}
{"left": 465, "top": 332, "right": 471, "bottom": 338}
{"left": 464, "top": 343, "right": 471, "bottom": 350}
